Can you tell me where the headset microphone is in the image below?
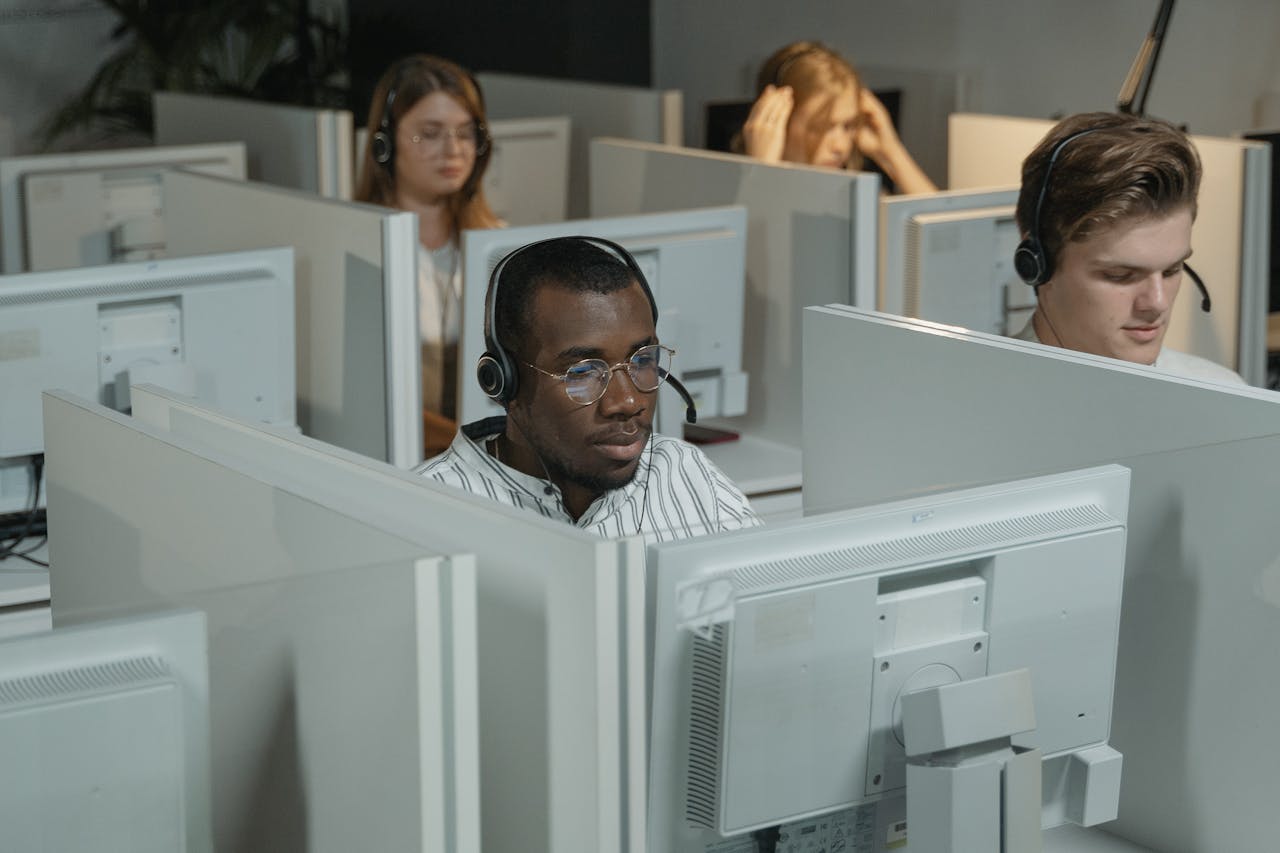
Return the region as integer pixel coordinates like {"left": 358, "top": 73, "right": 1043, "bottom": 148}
{"left": 661, "top": 370, "right": 698, "bottom": 424}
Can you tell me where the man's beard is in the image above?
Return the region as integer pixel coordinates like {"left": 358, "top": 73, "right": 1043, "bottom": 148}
{"left": 527, "top": 423, "right": 650, "bottom": 497}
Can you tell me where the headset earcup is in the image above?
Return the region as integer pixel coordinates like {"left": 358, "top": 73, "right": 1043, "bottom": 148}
{"left": 477, "top": 353, "right": 517, "bottom": 403}
{"left": 1014, "top": 237, "right": 1048, "bottom": 286}
{"left": 371, "top": 131, "right": 393, "bottom": 166}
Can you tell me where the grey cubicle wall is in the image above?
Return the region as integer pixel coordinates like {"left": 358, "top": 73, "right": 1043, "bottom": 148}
{"left": 82, "top": 385, "right": 648, "bottom": 853}
{"left": 478, "top": 72, "right": 682, "bottom": 218}
{"left": 801, "top": 305, "right": 1280, "bottom": 853}
{"left": 153, "top": 91, "right": 354, "bottom": 199}
{"left": 44, "top": 392, "right": 479, "bottom": 853}
{"left": 947, "top": 113, "right": 1271, "bottom": 386}
{"left": 590, "top": 139, "right": 879, "bottom": 455}
{"left": 163, "top": 170, "right": 421, "bottom": 468}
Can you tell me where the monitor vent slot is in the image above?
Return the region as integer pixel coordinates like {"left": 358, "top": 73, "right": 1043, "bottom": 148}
{"left": 0, "top": 656, "right": 171, "bottom": 708}
{"left": 734, "top": 504, "right": 1113, "bottom": 592}
{"left": 684, "top": 622, "right": 728, "bottom": 829}
{"left": 0, "top": 269, "right": 272, "bottom": 309}
{"left": 903, "top": 218, "right": 925, "bottom": 317}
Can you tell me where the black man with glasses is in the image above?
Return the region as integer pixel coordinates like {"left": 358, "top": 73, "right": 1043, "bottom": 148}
{"left": 414, "top": 237, "right": 761, "bottom": 542}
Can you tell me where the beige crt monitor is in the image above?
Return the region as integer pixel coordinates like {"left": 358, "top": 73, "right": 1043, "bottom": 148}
{"left": 947, "top": 113, "right": 1271, "bottom": 385}
{"left": 44, "top": 391, "right": 479, "bottom": 853}
{"left": 801, "top": 304, "right": 1280, "bottom": 853}
{"left": 97, "top": 384, "right": 648, "bottom": 853}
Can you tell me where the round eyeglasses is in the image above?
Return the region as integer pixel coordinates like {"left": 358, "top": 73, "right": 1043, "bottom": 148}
{"left": 524, "top": 344, "right": 675, "bottom": 406}
{"left": 407, "top": 122, "right": 489, "bottom": 154}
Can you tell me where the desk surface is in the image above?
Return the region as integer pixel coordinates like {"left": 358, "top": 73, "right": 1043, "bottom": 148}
{"left": 698, "top": 428, "right": 802, "bottom": 496}
{"left": 1043, "top": 824, "right": 1153, "bottom": 852}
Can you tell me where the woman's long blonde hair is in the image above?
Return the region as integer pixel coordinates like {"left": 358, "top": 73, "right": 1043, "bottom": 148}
{"left": 355, "top": 54, "right": 500, "bottom": 232}
{"left": 754, "top": 41, "right": 864, "bottom": 169}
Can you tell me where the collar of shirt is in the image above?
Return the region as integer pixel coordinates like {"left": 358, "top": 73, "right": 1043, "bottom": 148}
{"left": 457, "top": 416, "right": 651, "bottom": 526}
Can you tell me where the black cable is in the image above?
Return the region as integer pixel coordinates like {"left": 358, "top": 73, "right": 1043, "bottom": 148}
{"left": 0, "top": 455, "right": 45, "bottom": 563}
{"left": 752, "top": 825, "right": 782, "bottom": 853}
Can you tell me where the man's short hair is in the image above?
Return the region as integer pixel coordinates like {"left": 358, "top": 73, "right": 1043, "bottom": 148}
{"left": 488, "top": 237, "right": 642, "bottom": 360}
{"left": 1015, "top": 112, "right": 1201, "bottom": 271}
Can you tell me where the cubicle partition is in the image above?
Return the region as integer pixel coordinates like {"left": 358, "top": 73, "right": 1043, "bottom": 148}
{"left": 802, "top": 305, "right": 1280, "bottom": 852}
{"left": 947, "top": 113, "right": 1271, "bottom": 385}
{"left": 590, "top": 139, "right": 879, "bottom": 514}
{"left": 44, "top": 391, "right": 479, "bottom": 853}
{"left": 153, "top": 91, "right": 354, "bottom": 199}
{"left": 46, "top": 385, "right": 647, "bottom": 853}
{"left": 163, "top": 171, "right": 421, "bottom": 468}
{"left": 478, "top": 72, "right": 682, "bottom": 217}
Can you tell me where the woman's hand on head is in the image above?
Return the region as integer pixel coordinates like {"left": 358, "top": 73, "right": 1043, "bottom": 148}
{"left": 741, "top": 85, "right": 793, "bottom": 163}
{"left": 854, "top": 88, "right": 901, "bottom": 162}
{"left": 855, "top": 87, "right": 937, "bottom": 193}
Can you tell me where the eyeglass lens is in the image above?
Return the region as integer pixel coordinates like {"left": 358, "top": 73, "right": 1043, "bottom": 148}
{"left": 562, "top": 344, "right": 671, "bottom": 405}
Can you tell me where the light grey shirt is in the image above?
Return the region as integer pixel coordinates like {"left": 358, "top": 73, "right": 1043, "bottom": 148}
{"left": 414, "top": 417, "right": 763, "bottom": 543}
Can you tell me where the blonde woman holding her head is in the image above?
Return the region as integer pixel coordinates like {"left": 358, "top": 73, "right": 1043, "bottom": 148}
{"left": 740, "top": 41, "right": 936, "bottom": 194}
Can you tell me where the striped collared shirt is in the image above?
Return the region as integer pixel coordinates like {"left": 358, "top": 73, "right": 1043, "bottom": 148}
{"left": 413, "top": 417, "right": 762, "bottom": 542}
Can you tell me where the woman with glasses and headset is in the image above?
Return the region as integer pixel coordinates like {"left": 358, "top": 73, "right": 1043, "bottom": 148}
{"left": 737, "top": 41, "right": 936, "bottom": 194}
{"left": 356, "top": 54, "right": 505, "bottom": 453}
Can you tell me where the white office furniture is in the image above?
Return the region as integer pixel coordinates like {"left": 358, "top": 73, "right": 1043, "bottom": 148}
{"left": 52, "top": 385, "right": 648, "bottom": 853}
{"left": 44, "top": 391, "right": 481, "bottom": 853}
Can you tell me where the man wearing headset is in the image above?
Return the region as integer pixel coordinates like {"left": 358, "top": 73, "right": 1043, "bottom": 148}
{"left": 1012, "top": 111, "right": 1244, "bottom": 385}
{"left": 414, "top": 236, "right": 761, "bottom": 542}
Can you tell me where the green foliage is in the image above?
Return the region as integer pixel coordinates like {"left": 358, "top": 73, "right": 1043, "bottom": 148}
{"left": 40, "top": 0, "right": 348, "bottom": 148}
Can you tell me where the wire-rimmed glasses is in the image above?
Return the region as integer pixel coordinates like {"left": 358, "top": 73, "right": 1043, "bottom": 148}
{"left": 524, "top": 344, "right": 675, "bottom": 405}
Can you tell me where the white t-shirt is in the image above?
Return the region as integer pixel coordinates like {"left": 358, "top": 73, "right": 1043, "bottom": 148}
{"left": 1011, "top": 318, "right": 1247, "bottom": 386}
{"left": 418, "top": 242, "right": 461, "bottom": 416}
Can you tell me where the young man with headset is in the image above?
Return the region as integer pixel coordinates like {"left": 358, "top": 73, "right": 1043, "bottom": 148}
{"left": 1012, "top": 111, "right": 1244, "bottom": 385}
{"left": 414, "top": 236, "right": 761, "bottom": 542}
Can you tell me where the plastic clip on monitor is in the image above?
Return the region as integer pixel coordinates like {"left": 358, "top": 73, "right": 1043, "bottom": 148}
{"left": 647, "top": 465, "right": 1130, "bottom": 853}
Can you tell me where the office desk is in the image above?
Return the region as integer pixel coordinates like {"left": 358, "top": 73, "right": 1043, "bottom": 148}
{"left": 700, "top": 430, "right": 803, "bottom": 521}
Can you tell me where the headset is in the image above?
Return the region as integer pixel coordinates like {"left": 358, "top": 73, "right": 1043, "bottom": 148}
{"left": 369, "top": 57, "right": 493, "bottom": 191}
{"left": 1015, "top": 125, "right": 1211, "bottom": 311}
{"left": 476, "top": 236, "right": 699, "bottom": 423}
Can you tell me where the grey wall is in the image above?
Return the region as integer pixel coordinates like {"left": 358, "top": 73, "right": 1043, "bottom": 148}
{"left": 653, "top": 0, "right": 1280, "bottom": 153}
